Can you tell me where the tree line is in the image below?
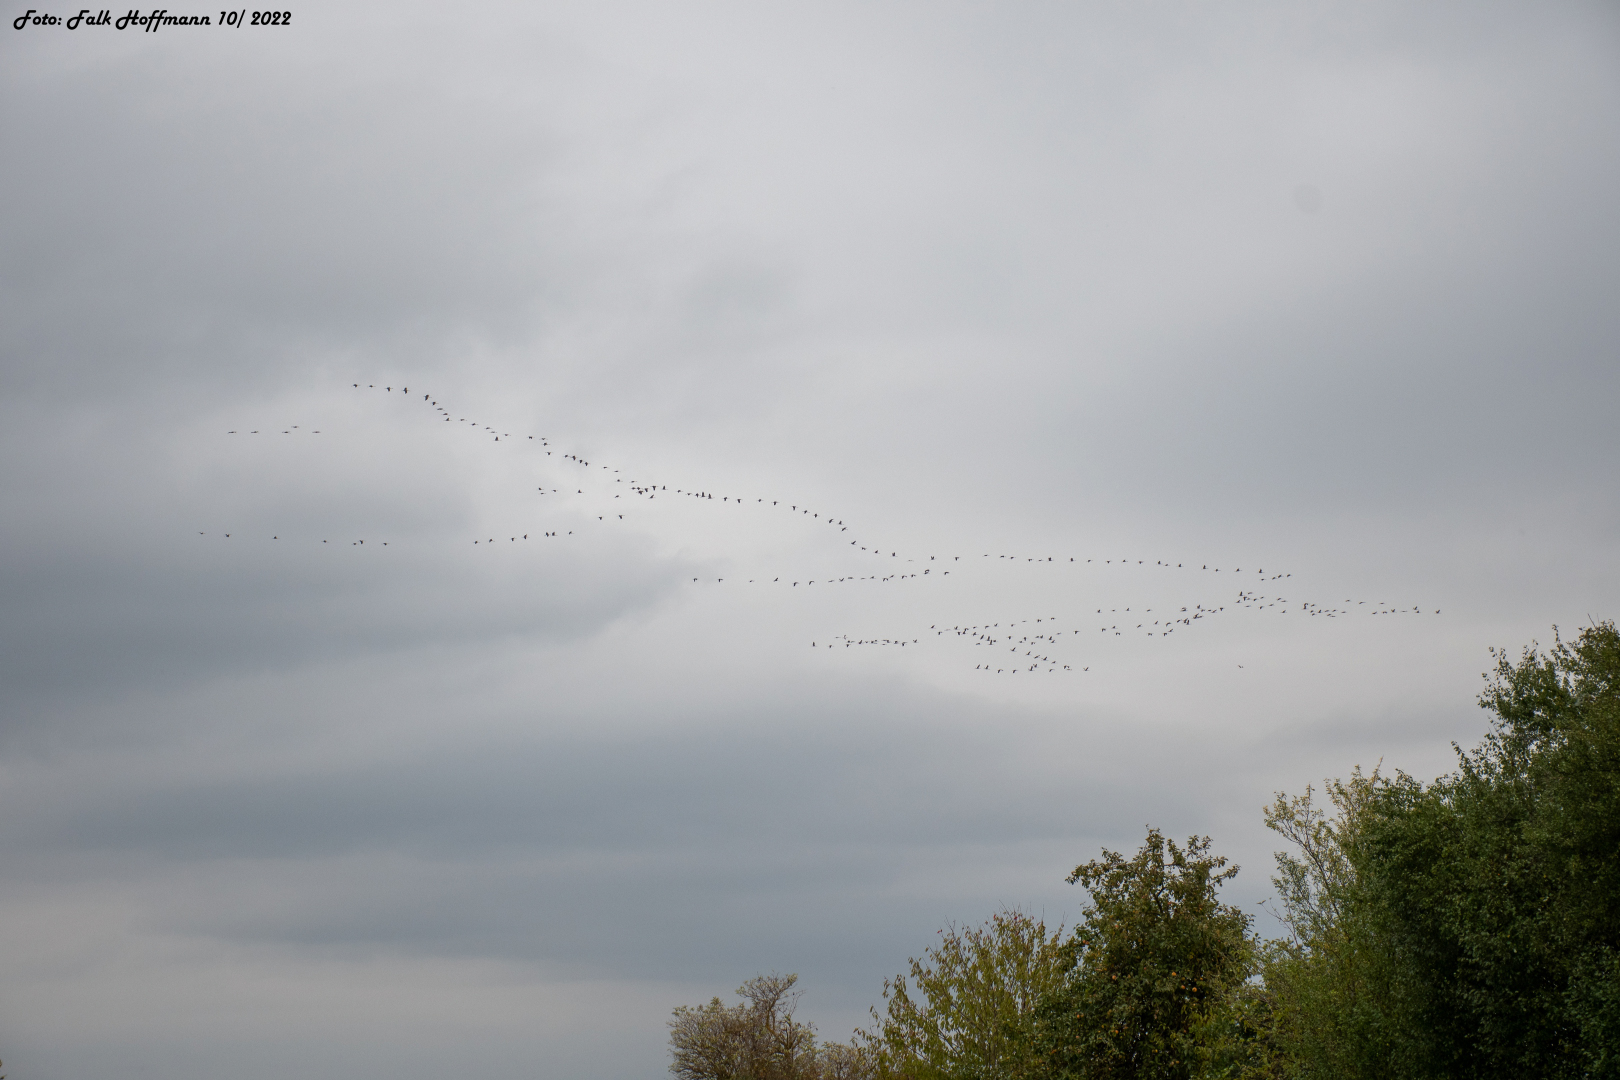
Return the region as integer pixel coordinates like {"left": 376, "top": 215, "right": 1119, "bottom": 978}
{"left": 669, "top": 621, "right": 1619, "bottom": 1079}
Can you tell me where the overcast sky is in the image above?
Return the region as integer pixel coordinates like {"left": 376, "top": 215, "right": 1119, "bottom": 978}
{"left": 2, "top": 2, "right": 1618, "bottom": 1077}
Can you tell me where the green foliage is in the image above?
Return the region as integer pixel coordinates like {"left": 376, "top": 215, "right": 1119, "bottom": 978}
{"left": 672, "top": 623, "right": 1620, "bottom": 1080}
{"left": 858, "top": 910, "right": 1070, "bottom": 1080}
{"left": 1365, "top": 620, "right": 1619, "bottom": 1078}
{"left": 670, "top": 973, "right": 874, "bottom": 1080}
{"left": 1262, "top": 621, "right": 1620, "bottom": 1080}
{"left": 1260, "top": 770, "right": 1408, "bottom": 1080}
{"left": 1034, "top": 830, "right": 1264, "bottom": 1080}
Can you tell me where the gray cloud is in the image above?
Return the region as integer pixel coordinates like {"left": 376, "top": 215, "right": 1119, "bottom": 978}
{"left": 2, "top": 2, "right": 1618, "bottom": 1078}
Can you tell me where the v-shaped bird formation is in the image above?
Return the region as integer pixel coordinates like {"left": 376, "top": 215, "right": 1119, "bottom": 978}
{"left": 206, "top": 382, "right": 1440, "bottom": 675}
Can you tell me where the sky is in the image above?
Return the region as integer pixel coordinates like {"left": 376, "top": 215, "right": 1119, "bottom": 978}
{"left": 2, "top": 1, "right": 1618, "bottom": 1076}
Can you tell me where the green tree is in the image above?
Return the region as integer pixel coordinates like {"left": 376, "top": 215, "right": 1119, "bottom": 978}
{"left": 670, "top": 973, "right": 873, "bottom": 1080}
{"left": 1034, "top": 830, "right": 1265, "bottom": 1080}
{"left": 1261, "top": 621, "right": 1620, "bottom": 1080}
{"left": 1356, "top": 620, "right": 1620, "bottom": 1079}
{"left": 1260, "top": 769, "right": 1404, "bottom": 1080}
{"left": 859, "top": 910, "right": 1071, "bottom": 1080}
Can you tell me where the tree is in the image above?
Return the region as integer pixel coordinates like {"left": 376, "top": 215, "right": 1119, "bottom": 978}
{"left": 859, "top": 910, "right": 1071, "bottom": 1079}
{"left": 1460, "top": 620, "right": 1620, "bottom": 1078}
{"left": 670, "top": 973, "right": 873, "bottom": 1080}
{"left": 1034, "top": 829, "right": 1265, "bottom": 1080}
{"left": 1260, "top": 769, "right": 1404, "bottom": 1080}
{"left": 1261, "top": 621, "right": 1620, "bottom": 1080}
{"left": 1353, "top": 620, "right": 1620, "bottom": 1079}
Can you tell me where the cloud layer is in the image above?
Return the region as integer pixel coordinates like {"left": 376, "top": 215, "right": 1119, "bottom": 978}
{"left": 3, "top": 2, "right": 1618, "bottom": 1077}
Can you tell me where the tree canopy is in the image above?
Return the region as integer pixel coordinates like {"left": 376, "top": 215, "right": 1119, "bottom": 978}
{"left": 859, "top": 910, "right": 1069, "bottom": 1080}
{"left": 1263, "top": 620, "right": 1620, "bottom": 1080}
{"left": 1034, "top": 830, "right": 1263, "bottom": 1080}
{"left": 671, "top": 622, "right": 1620, "bottom": 1080}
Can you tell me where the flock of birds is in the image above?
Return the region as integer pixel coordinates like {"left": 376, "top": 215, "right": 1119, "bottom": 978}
{"left": 207, "top": 382, "right": 1441, "bottom": 676}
